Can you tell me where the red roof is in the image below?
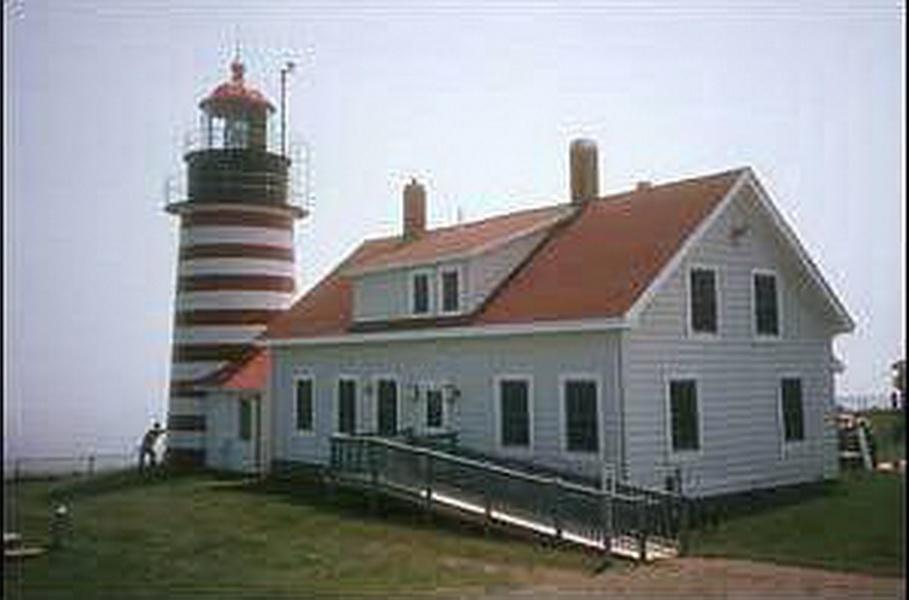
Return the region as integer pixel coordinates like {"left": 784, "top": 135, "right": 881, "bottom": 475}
{"left": 219, "top": 349, "right": 270, "bottom": 390}
{"left": 265, "top": 168, "right": 745, "bottom": 340}
{"left": 346, "top": 205, "right": 573, "bottom": 274}
{"left": 200, "top": 60, "right": 275, "bottom": 113}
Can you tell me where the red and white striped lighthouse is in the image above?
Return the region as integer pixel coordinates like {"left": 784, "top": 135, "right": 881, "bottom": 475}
{"left": 165, "top": 59, "right": 305, "bottom": 466}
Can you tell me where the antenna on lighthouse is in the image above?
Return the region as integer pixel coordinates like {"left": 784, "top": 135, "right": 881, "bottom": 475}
{"left": 280, "top": 61, "right": 296, "bottom": 158}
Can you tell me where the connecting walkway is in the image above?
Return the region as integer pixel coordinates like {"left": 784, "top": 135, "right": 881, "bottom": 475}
{"left": 330, "top": 434, "right": 688, "bottom": 562}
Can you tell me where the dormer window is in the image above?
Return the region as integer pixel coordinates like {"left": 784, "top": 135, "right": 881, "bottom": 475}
{"left": 411, "top": 271, "right": 430, "bottom": 316}
{"left": 440, "top": 268, "right": 460, "bottom": 314}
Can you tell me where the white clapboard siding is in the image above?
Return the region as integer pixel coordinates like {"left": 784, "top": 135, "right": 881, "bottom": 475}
{"left": 622, "top": 182, "right": 839, "bottom": 496}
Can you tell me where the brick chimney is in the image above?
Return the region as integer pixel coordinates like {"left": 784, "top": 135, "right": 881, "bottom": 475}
{"left": 570, "top": 139, "right": 599, "bottom": 204}
{"left": 403, "top": 177, "right": 426, "bottom": 240}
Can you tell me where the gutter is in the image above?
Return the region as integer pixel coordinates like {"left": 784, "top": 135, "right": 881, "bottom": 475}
{"left": 260, "top": 317, "right": 631, "bottom": 347}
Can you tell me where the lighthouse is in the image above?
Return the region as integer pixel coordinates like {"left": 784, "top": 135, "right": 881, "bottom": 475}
{"left": 165, "top": 59, "right": 305, "bottom": 467}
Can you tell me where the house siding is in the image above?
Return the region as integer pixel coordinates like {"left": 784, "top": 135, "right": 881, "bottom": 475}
{"left": 271, "top": 331, "right": 622, "bottom": 480}
{"left": 204, "top": 392, "right": 259, "bottom": 473}
{"left": 623, "top": 183, "right": 839, "bottom": 496}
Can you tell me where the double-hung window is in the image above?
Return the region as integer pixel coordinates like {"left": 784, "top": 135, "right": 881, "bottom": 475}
{"left": 440, "top": 268, "right": 460, "bottom": 314}
{"left": 295, "top": 377, "right": 314, "bottom": 433}
{"left": 780, "top": 378, "right": 805, "bottom": 442}
{"left": 563, "top": 379, "right": 599, "bottom": 453}
{"left": 426, "top": 388, "right": 444, "bottom": 430}
{"left": 753, "top": 271, "right": 780, "bottom": 337}
{"left": 498, "top": 378, "right": 531, "bottom": 448}
{"left": 377, "top": 379, "right": 398, "bottom": 436}
{"left": 337, "top": 378, "right": 357, "bottom": 434}
{"left": 668, "top": 379, "right": 700, "bottom": 453}
{"left": 238, "top": 397, "right": 253, "bottom": 441}
{"left": 689, "top": 267, "right": 718, "bottom": 335}
{"left": 411, "top": 272, "right": 430, "bottom": 315}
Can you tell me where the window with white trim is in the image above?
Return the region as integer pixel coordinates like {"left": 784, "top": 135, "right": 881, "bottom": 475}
{"left": 780, "top": 378, "right": 805, "bottom": 442}
{"left": 376, "top": 379, "right": 398, "bottom": 435}
{"left": 337, "top": 378, "right": 357, "bottom": 434}
{"left": 689, "top": 267, "right": 718, "bottom": 334}
{"left": 411, "top": 272, "right": 430, "bottom": 315}
{"left": 753, "top": 272, "right": 780, "bottom": 336}
{"left": 669, "top": 379, "right": 700, "bottom": 452}
{"left": 498, "top": 378, "right": 530, "bottom": 448}
{"left": 564, "top": 379, "right": 599, "bottom": 453}
{"left": 295, "top": 377, "right": 314, "bottom": 432}
{"left": 238, "top": 397, "right": 252, "bottom": 441}
{"left": 440, "top": 269, "right": 460, "bottom": 314}
{"left": 426, "top": 388, "right": 444, "bottom": 429}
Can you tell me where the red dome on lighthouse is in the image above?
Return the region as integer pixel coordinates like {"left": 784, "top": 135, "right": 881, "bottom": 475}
{"left": 200, "top": 59, "right": 275, "bottom": 113}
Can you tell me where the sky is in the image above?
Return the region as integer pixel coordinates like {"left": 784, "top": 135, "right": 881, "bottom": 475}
{"left": 4, "top": 0, "right": 905, "bottom": 459}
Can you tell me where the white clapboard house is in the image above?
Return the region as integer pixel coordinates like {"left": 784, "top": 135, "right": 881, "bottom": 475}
{"left": 194, "top": 139, "right": 853, "bottom": 497}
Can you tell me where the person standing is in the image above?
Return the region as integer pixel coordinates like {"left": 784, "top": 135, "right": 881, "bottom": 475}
{"left": 139, "top": 421, "right": 165, "bottom": 470}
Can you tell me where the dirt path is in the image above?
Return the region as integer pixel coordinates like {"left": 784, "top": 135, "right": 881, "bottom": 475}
{"left": 460, "top": 557, "right": 904, "bottom": 599}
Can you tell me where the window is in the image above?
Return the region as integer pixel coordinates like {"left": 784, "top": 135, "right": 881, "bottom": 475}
{"left": 224, "top": 117, "right": 250, "bottom": 149}
{"left": 295, "top": 377, "right": 314, "bottom": 432}
{"left": 669, "top": 380, "right": 699, "bottom": 452}
{"left": 689, "top": 267, "right": 718, "bottom": 334}
{"left": 564, "top": 379, "right": 599, "bottom": 453}
{"left": 440, "top": 269, "right": 460, "bottom": 314}
{"left": 426, "top": 388, "right": 444, "bottom": 429}
{"left": 753, "top": 272, "right": 780, "bottom": 336}
{"left": 238, "top": 398, "right": 252, "bottom": 441}
{"left": 411, "top": 272, "right": 430, "bottom": 315}
{"left": 337, "top": 378, "right": 357, "bottom": 434}
{"left": 499, "top": 378, "right": 530, "bottom": 448}
{"left": 781, "top": 378, "right": 805, "bottom": 442}
{"left": 377, "top": 379, "right": 398, "bottom": 436}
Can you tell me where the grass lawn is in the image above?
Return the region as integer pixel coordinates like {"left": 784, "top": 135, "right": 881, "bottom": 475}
{"left": 688, "top": 471, "right": 905, "bottom": 577}
{"left": 3, "top": 470, "right": 598, "bottom": 599}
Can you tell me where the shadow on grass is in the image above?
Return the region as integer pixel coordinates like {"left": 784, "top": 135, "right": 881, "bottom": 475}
{"left": 690, "top": 477, "right": 844, "bottom": 529}
{"left": 43, "top": 465, "right": 229, "bottom": 502}
{"left": 210, "top": 471, "right": 609, "bottom": 570}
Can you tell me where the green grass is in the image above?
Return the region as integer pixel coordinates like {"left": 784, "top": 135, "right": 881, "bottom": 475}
{"left": 3, "top": 470, "right": 597, "bottom": 599}
{"left": 861, "top": 409, "right": 906, "bottom": 463}
{"left": 688, "top": 472, "right": 905, "bottom": 577}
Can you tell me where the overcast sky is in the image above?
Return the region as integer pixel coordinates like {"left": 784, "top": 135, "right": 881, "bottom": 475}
{"left": 4, "top": 1, "right": 904, "bottom": 458}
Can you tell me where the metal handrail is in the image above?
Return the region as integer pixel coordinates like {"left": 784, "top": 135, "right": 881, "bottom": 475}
{"left": 330, "top": 433, "right": 688, "bottom": 557}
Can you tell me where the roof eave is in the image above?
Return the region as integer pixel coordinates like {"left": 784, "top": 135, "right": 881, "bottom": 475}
{"left": 260, "top": 317, "right": 630, "bottom": 347}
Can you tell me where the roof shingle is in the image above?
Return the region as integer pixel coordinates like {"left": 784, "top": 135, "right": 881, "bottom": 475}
{"left": 264, "top": 168, "right": 745, "bottom": 340}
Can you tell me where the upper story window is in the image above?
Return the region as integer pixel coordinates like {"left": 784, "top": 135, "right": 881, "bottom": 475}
{"left": 689, "top": 267, "right": 718, "bottom": 335}
{"left": 440, "top": 268, "right": 460, "bottom": 314}
{"left": 411, "top": 272, "right": 430, "bottom": 316}
{"left": 753, "top": 271, "right": 780, "bottom": 337}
